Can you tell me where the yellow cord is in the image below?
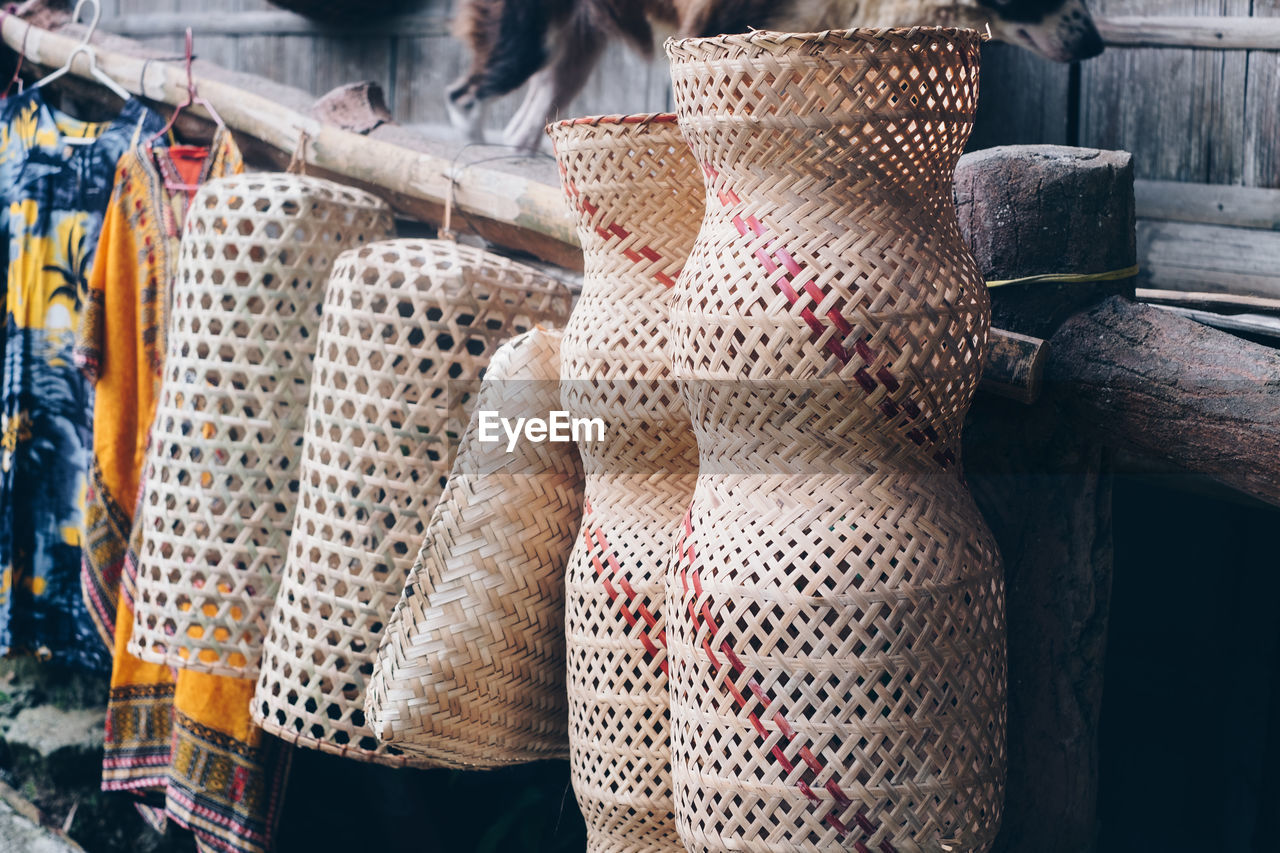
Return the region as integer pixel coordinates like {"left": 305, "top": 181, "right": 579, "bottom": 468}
{"left": 986, "top": 264, "right": 1139, "bottom": 289}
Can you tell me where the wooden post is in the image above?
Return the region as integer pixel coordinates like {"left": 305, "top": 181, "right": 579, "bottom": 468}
{"left": 956, "top": 145, "right": 1136, "bottom": 853}
{"left": 957, "top": 145, "right": 1137, "bottom": 337}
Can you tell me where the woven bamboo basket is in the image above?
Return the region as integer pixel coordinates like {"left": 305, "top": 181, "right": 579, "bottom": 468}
{"left": 252, "top": 240, "right": 572, "bottom": 765}
{"left": 128, "top": 173, "right": 395, "bottom": 677}
{"left": 363, "top": 327, "right": 583, "bottom": 767}
{"left": 664, "top": 28, "right": 1007, "bottom": 853}
{"left": 545, "top": 114, "right": 704, "bottom": 853}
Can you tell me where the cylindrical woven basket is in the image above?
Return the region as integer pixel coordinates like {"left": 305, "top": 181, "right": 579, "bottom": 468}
{"left": 545, "top": 114, "right": 704, "bottom": 853}
{"left": 665, "top": 28, "right": 1007, "bottom": 853}
{"left": 364, "top": 327, "right": 583, "bottom": 767}
{"left": 252, "top": 240, "right": 571, "bottom": 765}
{"left": 128, "top": 173, "right": 395, "bottom": 677}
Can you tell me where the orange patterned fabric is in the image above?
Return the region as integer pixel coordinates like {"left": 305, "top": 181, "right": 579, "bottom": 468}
{"left": 78, "top": 130, "right": 242, "bottom": 641}
{"left": 83, "top": 131, "right": 290, "bottom": 853}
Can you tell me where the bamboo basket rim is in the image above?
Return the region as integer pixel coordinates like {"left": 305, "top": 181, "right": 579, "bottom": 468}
{"left": 547, "top": 113, "right": 679, "bottom": 133}
{"left": 665, "top": 26, "right": 986, "bottom": 59}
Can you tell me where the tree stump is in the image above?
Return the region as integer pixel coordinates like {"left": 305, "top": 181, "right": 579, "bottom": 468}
{"left": 956, "top": 144, "right": 1136, "bottom": 853}
{"left": 957, "top": 145, "right": 1136, "bottom": 338}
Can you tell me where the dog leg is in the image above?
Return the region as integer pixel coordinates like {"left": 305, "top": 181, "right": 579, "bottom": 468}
{"left": 446, "top": 79, "right": 491, "bottom": 143}
{"left": 502, "top": 11, "right": 607, "bottom": 152}
{"left": 502, "top": 68, "right": 558, "bottom": 151}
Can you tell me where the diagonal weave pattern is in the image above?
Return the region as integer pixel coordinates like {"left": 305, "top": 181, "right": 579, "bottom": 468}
{"left": 546, "top": 114, "right": 703, "bottom": 853}
{"left": 128, "top": 173, "right": 395, "bottom": 677}
{"left": 664, "top": 28, "right": 1007, "bottom": 852}
{"left": 252, "top": 240, "right": 572, "bottom": 766}
{"left": 363, "top": 327, "right": 583, "bottom": 768}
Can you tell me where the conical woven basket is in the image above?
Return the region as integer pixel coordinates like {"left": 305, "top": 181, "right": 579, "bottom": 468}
{"left": 545, "top": 114, "right": 704, "bottom": 853}
{"left": 364, "top": 327, "right": 583, "bottom": 768}
{"left": 128, "top": 173, "right": 395, "bottom": 677}
{"left": 664, "top": 28, "right": 1007, "bottom": 853}
{"left": 252, "top": 240, "right": 572, "bottom": 766}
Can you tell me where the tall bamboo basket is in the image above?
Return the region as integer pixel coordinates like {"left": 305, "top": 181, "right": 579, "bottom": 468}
{"left": 252, "top": 240, "right": 572, "bottom": 765}
{"left": 127, "top": 174, "right": 395, "bottom": 677}
{"left": 664, "top": 28, "right": 1007, "bottom": 853}
{"left": 364, "top": 327, "right": 583, "bottom": 767}
{"left": 545, "top": 114, "right": 704, "bottom": 853}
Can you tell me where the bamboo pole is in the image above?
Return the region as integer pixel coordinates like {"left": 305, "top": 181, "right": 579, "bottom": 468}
{"left": 1097, "top": 15, "right": 1280, "bottom": 51}
{"left": 109, "top": 9, "right": 451, "bottom": 38}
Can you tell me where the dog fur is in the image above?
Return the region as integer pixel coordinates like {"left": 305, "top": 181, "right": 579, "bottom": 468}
{"left": 447, "top": 0, "right": 1104, "bottom": 151}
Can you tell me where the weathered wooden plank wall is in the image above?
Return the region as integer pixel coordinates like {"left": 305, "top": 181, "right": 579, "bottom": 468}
{"left": 98, "top": 0, "right": 667, "bottom": 136}
{"left": 93, "top": 0, "right": 1280, "bottom": 294}
{"left": 1248, "top": 0, "right": 1280, "bottom": 187}
{"left": 1082, "top": 0, "right": 1250, "bottom": 185}
{"left": 969, "top": 43, "right": 1072, "bottom": 150}
{"left": 95, "top": 1, "right": 1278, "bottom": 179}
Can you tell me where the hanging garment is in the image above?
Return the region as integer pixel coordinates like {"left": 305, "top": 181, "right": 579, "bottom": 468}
{"left": 109, "top": 524, "right": 289, "bottom": 853}
{"left": 77, "top": 129, "right": 243, "bottom": 642}
{"left": 0, "top": 88, "right": 163, "bottom": 670}
{"left": 81, "top": 131, "right": 290, "bottom": 853}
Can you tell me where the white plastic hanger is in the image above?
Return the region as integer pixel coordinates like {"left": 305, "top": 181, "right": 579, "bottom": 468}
{"left": 33, "top": 0, "right": 134, "bottom": 127}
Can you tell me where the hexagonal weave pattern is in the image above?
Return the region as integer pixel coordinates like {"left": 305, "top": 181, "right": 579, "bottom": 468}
{"left": 252, "top": 240, "right": 572, "bottom": 765}
{"left": 664, "top": 28, "right": 1007, "bottom": 853}
{"left": 546, "top": 114, "right": 704, "bottom": 853}
{"left": 364, "top": 327, "right": 583, "bottom": 768}
{"left": 128, "top": 173, "right": 395, "bottom": 676}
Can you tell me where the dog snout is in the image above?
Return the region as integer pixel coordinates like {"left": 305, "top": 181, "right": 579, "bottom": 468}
{"left": 1067, "top": 17, "right": 1105, "bottom": 60}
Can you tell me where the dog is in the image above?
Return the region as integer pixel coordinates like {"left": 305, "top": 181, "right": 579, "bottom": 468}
{"left": 447, "top": 0, "right": 1105, "bottom": 151}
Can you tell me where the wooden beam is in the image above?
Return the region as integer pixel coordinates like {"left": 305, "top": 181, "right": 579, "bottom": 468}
{"left": 1097, "top": 16, "right": 1280, "bottom": 51}
{"left": 0, "top": 7, "right": 582, "bottom": 268}
{"left": 965, "top": 396, "right": 1114, "bottom": 853}
{"left": 1150, "top": 304, "right": 1280, "bottom": 343}
{"left": 1050, "top": 297, "right": 1280, "bottom": 509}
{"left": 1136, "top": 288, "right": 1280, "bottom": 314}
{"left": 1136, "top": 179, "right": 1280, "bottom": 232}
{"left": 1137, "top": 220, "right": 1280, "bottom": 299}
{"left": 106, "top": 9, "right": 451, "bottom": 38}
{"left": 1113, "top": 450, "right": 1280, "bottom": 512}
